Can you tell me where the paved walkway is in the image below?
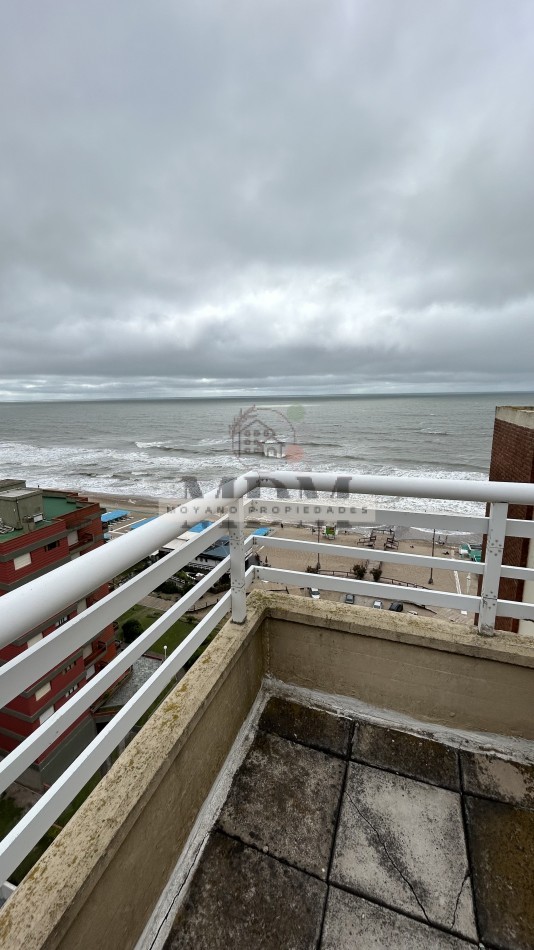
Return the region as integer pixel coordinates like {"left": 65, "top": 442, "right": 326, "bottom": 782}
{"left": 164, "top": 698, "right": 534, "bottom": 949}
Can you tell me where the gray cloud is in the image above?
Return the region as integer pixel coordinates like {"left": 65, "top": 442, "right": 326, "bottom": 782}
{"left": 0, "top": 0, "right": 533, "bottom": 399}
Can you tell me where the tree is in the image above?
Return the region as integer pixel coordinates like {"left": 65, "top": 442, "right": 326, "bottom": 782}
{"left": 371, "top": 567, "right": 382, "bottom": 583}
{"left": 156, "top": 579, "right": 181, "bottom": 594}
{"left": 122, "top": 619, "right": 143, "bottom": 644}
{"left": 352, "top": 563, "right": 366, "bottom": 579}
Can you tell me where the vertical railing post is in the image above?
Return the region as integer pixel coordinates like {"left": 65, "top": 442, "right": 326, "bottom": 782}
{"left": 229, "top": 498, "right": 246, "bottom": 623}
{"left": 478, "top": 501, "right": 508, "bottom": 636}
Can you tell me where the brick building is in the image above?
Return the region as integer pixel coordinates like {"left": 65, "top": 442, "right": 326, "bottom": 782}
{"left": 484, "top": 406, "right": 534, "bottom": 633}
{"left": 0, "top": 480, "right": 117, "bottom": 789}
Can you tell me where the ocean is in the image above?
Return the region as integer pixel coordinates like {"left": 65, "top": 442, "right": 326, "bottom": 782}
{"left": 1, "top": 393, "right": 532, "bottom": 517}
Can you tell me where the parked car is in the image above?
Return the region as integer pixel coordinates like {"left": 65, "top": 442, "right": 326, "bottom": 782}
{"left": 309, "top": 588, "right": 320, "bottom": 600}
{"left": 372, "top": 600, "right": 383, "bottom": 609}
{"left": 388, "top": 601, "right": 404, "bottom": 612}
{"left": 344, "top": 593, "right": 355, "bottom": 604}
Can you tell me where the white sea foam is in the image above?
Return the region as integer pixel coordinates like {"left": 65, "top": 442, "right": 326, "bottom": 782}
{"left": 1, "top": 393, "right": 513, "bottom": 517}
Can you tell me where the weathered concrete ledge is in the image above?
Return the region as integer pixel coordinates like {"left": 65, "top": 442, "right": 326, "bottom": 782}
{"left": 2, "top": 591, "right": 534, "bottom": 950}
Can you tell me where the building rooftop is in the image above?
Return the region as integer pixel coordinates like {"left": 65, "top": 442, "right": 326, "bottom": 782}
{"left": 0, "top": 491, "right": 91, "bottom": 544}
{"left": 99, "top": 655, "right": 161, "bottom": 709}
{"left": 41, "top": 495, "right": 85, "bottom": 519}
{"left": 0, "top": 521, "right": 54, "bottom": 545}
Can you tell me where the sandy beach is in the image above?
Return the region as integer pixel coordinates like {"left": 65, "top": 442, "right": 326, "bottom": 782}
{"left": 84, "top": 489, "right": 175, "bottom": 518}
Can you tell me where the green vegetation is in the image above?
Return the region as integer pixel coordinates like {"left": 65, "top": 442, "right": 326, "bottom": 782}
{"left": 155, "top": 579, "right": 181, "bottom": 594}
{"left": 117, "top": 604, "right": 197, "bottom": 655}
{"left": 371, "top": 567, "right": 383, "bottom": 582}
{"left": 0, "top": 793, "right": 23, "bottom": 839}
{"left": 352, "top": 563, "right": 367, "bottom": 579}
{"left": 122, "top": 618, "right": 144, "bottom": 643}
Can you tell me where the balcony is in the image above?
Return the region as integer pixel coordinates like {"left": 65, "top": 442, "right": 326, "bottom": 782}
{"left": 82, "top": 640, "right": 108, "bottom": 669}
{"left": 0, "top": 472, "right": 533, "bottom": 948}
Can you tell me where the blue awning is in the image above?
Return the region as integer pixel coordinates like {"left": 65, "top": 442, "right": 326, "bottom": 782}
{"left": 129, "top": 517, "right": 158, "bottom": 530}
{"left": 101, "top": 509, "right": 130, "bottom": 523}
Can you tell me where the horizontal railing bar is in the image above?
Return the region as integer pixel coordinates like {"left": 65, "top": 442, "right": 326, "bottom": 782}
{"left": 0, "top": 518, "right": 229, "bottom": 699}
{"left": 247, "top": 499, "right": 489, "bottom": 535}
{"left": 258, "top": 471, "right": 534, "bottom": 504}
{"left": 0, "top": 471, "right": 257, "bottom": 645}
{"left": 255, "top": 566, "right": 479, "bottom": 612}
{"left": 505, "top": 518, "right": 534, "bottom": 539}
{"left": 255, "top": 567, "right": 534, "bottom": 622}
{"left": 256, "top": 535, "right": 485, "bottom": 575}
{"left": 257, "top": 535, "right": 534, "bottom": 584}
{"left": 0, "top": 568, "right": 254, "bottom": 886}
{"left": 0, "top": 546, "right": 247, "bottom": 797}
{"left": 494, "top": 600, "right": 534, "bottom": 622}
{"left": 500, "top": 564, "right": 534, "bottom": 582}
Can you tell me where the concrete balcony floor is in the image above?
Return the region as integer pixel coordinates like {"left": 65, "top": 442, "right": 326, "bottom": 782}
{"left": 162, "top": 695, "right": 534, "bottom": 950}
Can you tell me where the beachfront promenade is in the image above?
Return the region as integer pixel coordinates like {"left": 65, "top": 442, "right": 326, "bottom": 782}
{"left": 90, "top": 489, "right": 479, "bottom": 624}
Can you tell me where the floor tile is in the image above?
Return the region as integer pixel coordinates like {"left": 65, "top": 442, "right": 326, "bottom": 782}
{"left": 353, "top": 721, "right": 459, "bottom": 790}
{"left": 465, "top": 795, "right": 534, "bottom": 950}
{"left": 259, "top": 696, "right": 352, "bottom": 756}
{"left": 164, "top": 832, "right": 326, "bottom": 950}
{"left": 331, "top": 762, "right": 476, "bottom": 940}
{"left": 217, "top": 730, "right": 345, "bottom": 878}
{"left": 321, "top": 888, "right": 476, "bottom": 949}
{"left": 461, "top": 750, "right": 534, "bottom": 808}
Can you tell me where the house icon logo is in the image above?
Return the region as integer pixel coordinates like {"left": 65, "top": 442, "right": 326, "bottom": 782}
{"left": 229, "top": 404, "right": 303, "bottom": 461}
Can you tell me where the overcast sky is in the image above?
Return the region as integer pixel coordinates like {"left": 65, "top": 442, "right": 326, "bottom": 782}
{"left": 1, "top": 1, "right": 533, "bottom": 400}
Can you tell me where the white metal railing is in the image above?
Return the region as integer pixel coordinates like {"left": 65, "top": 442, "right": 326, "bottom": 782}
{"left": 0, "top": 470, "right": 533, "bottom": 888}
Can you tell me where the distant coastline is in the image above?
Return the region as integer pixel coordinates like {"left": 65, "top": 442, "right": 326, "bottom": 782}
{"left": 2, "top": 389, "right": 534, "bottom": 405}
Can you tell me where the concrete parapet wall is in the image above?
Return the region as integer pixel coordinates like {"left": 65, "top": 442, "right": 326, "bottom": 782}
{"left": 263, "top": 594, "right": 534, "bottom": 739}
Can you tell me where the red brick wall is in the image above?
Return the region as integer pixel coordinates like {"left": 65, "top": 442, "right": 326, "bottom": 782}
{"left": 0, "top": 495, "right": 116, "bottom": 760}
{"left": 0, "top": 524, "right": 68, "bottom": 586}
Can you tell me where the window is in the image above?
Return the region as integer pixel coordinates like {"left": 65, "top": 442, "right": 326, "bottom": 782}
{"left": 86, "top": 664, "right": 95, "bottom": 679}
{"left": 55, "top": 615, "right": 69, "bottom": 628}
{"left": 14, "top": 552, "right": 31, "bottom": 570}
{"left": 65, "top": 685, "right": 78, "bottom": 698}
{"left": 39, "top": 706, "right": 54, "bottom": 725}
{"left": 77, "top": 598, "right": 87, "bottom": 613}
{"left": 27, "top": 633, "right": 43, "bottom": 648}
{"left": 35, "top": 682, "right": 51, "bottom": 701}
{"left": 45, "top": 540, "right": 60, "bottom": 551}
{"left": 67, "top": 530, "right": 78, "bottom": 546}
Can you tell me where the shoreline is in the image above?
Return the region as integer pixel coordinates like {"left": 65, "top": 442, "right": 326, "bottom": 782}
{"left": 82, "top": 490, "right": 178, "bottom": 517}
